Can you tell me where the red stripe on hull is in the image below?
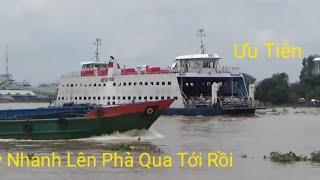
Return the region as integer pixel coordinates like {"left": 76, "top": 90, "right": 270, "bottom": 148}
{"left": 85, "top": 99, "right": 174, "bottom": 119}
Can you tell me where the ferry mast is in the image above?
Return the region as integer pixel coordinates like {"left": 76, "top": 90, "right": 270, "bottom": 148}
{"left": 197, "top": 28, "right": 206, "bottom": 54}
{"left": 5, "top": 43, "right": 9, "bottom": 75}
{"left": 94, "top": 38, "right": 102, "bottom": 62}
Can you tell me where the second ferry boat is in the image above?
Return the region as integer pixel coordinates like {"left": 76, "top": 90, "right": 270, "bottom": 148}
{"left": 55, "top": 30, "right": 260, "bottom": 116}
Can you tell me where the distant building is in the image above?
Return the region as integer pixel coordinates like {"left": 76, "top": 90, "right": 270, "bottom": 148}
{"left": 312, "top": 57, "right": 320, "bottom": 75}
{"left": 0, "top": 90, "right": 37, "bottom": 101}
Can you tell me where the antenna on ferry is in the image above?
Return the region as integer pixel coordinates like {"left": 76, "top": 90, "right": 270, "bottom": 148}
{"left": 5, "top": 42, "right": 9, "bottom": 75}
{"left": 94, "top": 38, "right": 102, "bottom": 61}
{"left": 197, "top": 28, "right": 206, "bottom": 54}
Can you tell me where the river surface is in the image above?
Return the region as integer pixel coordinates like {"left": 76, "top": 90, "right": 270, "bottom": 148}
{"left": 0, "top": 103, "right": 319, "bottom": 180}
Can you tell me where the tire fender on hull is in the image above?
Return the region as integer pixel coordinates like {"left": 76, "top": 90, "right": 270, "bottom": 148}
{"left": 22, "top": 121, "right": 33, "bottom": 135}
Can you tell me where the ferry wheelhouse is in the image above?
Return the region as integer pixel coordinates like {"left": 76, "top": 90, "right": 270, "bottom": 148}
{"left": 55, "top": 32, "right": 257, "bottom": 116}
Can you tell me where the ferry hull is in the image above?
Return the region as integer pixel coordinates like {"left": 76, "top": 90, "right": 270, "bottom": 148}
{"left": 165, "top": 107, "right": 223, "bottom": 116}
{"left": 164, "top": 107, "right": 256, "bottom": 116}
{"left": 0, "top": 100, "right": 173, "bottom": 140}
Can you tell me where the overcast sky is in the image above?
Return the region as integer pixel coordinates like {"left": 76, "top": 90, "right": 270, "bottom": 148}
{"left": 0, "top": 0, "right": 319, "bottom": 84}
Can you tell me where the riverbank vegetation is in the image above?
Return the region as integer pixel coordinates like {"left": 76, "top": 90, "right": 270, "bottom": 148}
{"left": 251, "top": 55, "right": 320, "bottom": 106}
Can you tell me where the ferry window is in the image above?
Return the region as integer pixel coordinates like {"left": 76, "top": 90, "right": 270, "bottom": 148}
{"left": 149, "top": 96, "right": 153, "bottom": 100}
{"left": 103, "top": 96, "right": 106, "bottom": 100}
{"left": 98, "top": 84, "right": 101, "bottom": 86}
{"left": 107, "top": 102, "right": 110, "bottom": 105}
{"left": 161, "top": 96, "right": 164, "bottom": 100}
{"left": 113, "top": 83, "right": 116, "bottom": 86}
{"left": 75, "top": 84, "right": 78, "bottom": 87}
{"left": 174, "top": 96, "right": 178, "bottom": 100}
{"left": 80, "top": 84, "right": 82, "bottom": 87}
{"left": 62, "top": 97, "right": 64, "bottom": 100}
{"left": 112, "top": 102, "right": 115, "bottom": 105}
{"left": 66, "top": 84, "right": 69, "bottom": 87}
{"left": 128, "top": 82, "right": 132, "bottom": 86}
{"left": 145, "top": 82, "right": 148, "bottom": 85}
{"left": 156, "top": 82, "right": 160, "bottom": 85}
{"left": 139, "top": 82, "right": 143, "bottom": 85}
{"left": 84, "top": 84, "right": 87, "bottom": 87}
{"left": 84, "top": 97, "right": 87, "bottom": 100}
{"left": 108, "top": 96, "right": 111, "bottom": 100}
{"left": 112, "top": 96, "right": 115, "bottom": 100}
{"left": 117, "top": 96, "right": 120, "bottom": 100}
{"left": 123, "top": 97, "right": 126, "bottom": 100}
{"left": 134, "top": 82, "right": 137, "bottom": 86}
{"left": 167, "top": 96, "right": 170, "bottom": 99}
{"left": 58, "top": 97, "right": 61, "bottom": 100}
{"left": 89, "top": 84, "right": 92, "bottom": 87}
{"left": 98, "top": 97, "right": 101, "bottom": 100}
{"left": 139, "top": 96, "right": 142, "bottom": 100}
{"left": 93, "top": 83, "right": 97, "bottom": 87}
{"left": 118, "top": 83, "right": 121, "bottom": 86}
{"left": 79, "top": 97, "right": 82, "bottom": 100}
{"left": 70, "top": 97, "right": 73, "bottom": 100}
{"left": 168, "top": 82, "right": 171, "bottom": 85}
{"left": 65, "top": 98, "right": 68, "bottom": 100}
{"left": 103, "top": 83, "right": 106, "bottom": 86}
{"left": 88, "top": 97, "right": 91, "bottom": 100}
{"left": 155, "top": 96, "right": 159, "bottom": 100}
{"left": 123, "top": 83, "right": 126, "bottom": 86}
{"left": 62, "top": 85, "right": 65, "bottom": 87}
{"left": 128, "top": 96, "right": 131, "bottom": 100}
{"left": 144, "top": 96, "right": 147, "bottom": 100}
{"left": 150, "top": 82, "right": 154, "bottom": 85}
{"left": 133, "top": 96, "right": 136, "bottom": 100}
{"left": 75, "top": 97, "right": 77, "bottom": 100}
{"left": 93, "top": 97, "right": 96, "bottom": 100}
{"left": 162, "top": 82, "right": 165, "bottom": 85}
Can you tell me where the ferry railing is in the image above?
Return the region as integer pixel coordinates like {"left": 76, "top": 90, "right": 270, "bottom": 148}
{"left": 220, "top": 99, "right": 262, "bottom": 110}
{"left": 217, "top": 66, "right": 240, "bottom": 73}
{"left": 61, "top": 72, "right": 81, "bottom": 78}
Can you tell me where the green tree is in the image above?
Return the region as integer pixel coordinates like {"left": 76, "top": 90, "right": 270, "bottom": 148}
{"left": 299, "top": 55, "right": 320, "bottom": 99}
{"left": 255, "top": 73, "right": 291, "bottom": 105}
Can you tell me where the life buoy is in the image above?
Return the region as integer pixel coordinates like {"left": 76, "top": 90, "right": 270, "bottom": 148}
{"left": 22, "top": 121, "right": 33, "bottom": 134}
{"left": 145, "top": 107, "right": 155, "bottom": 116}
{"left": 57, "top": 117, "right": 68, "bottom": 130}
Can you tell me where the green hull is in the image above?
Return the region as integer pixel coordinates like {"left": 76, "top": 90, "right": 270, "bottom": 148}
{"left": 0, "top": 110, "right": 163, "bottom": 140}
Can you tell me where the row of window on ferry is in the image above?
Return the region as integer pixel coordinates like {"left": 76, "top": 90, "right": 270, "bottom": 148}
{"left": 58, "top": 95, "right": 178, "bottom": 103}
{"left": 61, "top": 81, "right": 172, "bottom": 88}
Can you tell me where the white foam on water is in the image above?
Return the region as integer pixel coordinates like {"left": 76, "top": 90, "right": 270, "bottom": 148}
{"left": 75, "top": 129, "right": 164, "bottom": 142}
{"left": 0, "top": 129, "right": 164, "bottom": 143}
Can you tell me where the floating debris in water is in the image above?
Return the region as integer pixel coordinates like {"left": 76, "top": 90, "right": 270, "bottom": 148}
{"left": 265, "top": 151, "right": 320, "bottom": 163}
{"left": 240, "top": 154, "right": 247, "bottom": 158}
{"left": 269, "top": 151, "right": 307, "bottom": 162}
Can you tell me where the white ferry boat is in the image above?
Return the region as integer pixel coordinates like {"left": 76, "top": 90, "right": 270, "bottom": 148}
{"left": 55, "top": 30, "right": 258, "bottom": 116}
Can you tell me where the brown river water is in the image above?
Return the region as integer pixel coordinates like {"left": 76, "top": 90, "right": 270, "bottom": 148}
{"left": 0, "top": 103, "right": 319, "bottom": 180}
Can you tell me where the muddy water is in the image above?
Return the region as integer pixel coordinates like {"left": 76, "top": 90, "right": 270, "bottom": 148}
{"left": 0, "top": 104, "right": 319, "bottom": 180}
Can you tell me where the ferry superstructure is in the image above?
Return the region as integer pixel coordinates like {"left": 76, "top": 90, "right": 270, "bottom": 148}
{"left": 55, "top": 31, "right": 257, "bottom": 115}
